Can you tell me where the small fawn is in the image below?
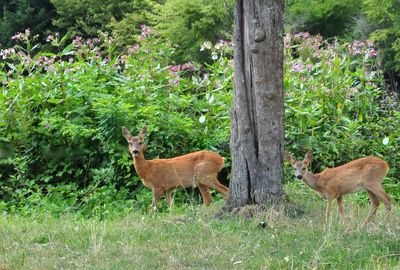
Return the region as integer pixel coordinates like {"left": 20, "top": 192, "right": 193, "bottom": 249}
{"left": 122, "top": 126, "right": 229, "bottom": 210}
{"left": 285, "top": 150, "right": 392, "bottom": 229}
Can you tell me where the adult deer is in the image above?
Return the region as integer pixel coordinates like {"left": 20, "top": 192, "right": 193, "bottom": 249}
{"left": 122, "top": 126, "right": 229, "bottom": 210}
{"left": 285, "top": 150, "right": 392, "bottom": 229}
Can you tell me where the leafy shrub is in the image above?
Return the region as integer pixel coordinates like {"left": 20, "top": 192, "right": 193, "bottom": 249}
{"left": 0, "top": 27, "right": 232, "bottom": 215}
{"left": 362, "top": 0, "right": 400, "bottom": 73}
{"left": 284, "top": 33, "right": 400, "bottom": 201}
{"left": 0, "top": 27, "right": 399, "bottom": 216}
{"left": 152, "top": 0, "right": 234, "bottom": 62}
{"left": 285, "top": 0, "right": 360, "bottom": 37}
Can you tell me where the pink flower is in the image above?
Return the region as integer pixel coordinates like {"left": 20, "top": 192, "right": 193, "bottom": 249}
{"left": 180, "top": 62, "right": 194, "bottom": 72}
{"left": 291, "top": 61, "right": 305, "bottom": 72}
{"left": 10, "top": 34, "right": 21, "bottom": 40}
{"left": 46, "top": 35, "right": 54, "bottom": 42}
{"left": 367, "top": 48, "right": 378, "bottom": 58}
{"left": 73, "top": 36, "right": 83, "bottom": 47}
{"left": 128, "top": 45, "right": 140, "bottom": 54}
{"left": 168, "top": 65, "right": 180, "bottom": 73}
{"left": 168, "top": 78, "right": 180, "bottom": 85}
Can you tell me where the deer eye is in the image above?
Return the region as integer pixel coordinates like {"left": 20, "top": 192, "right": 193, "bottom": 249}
{"left": 302, "top": 167, "right": 306, "bottom": 170}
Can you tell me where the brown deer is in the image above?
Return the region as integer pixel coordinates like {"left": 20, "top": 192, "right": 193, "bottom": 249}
{"left": 122, "top": 126, "right": 229, "bottom": 210}
{"left": 285, "top": 150, "right": 392, "bottom": 229}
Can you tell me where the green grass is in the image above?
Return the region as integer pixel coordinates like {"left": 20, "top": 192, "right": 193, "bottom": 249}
{"left": 0, "top": 183, "right": 399, "bottom": 270}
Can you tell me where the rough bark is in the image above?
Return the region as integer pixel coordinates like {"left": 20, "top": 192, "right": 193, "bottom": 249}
{"left": 225, "top": 0, "right": 285, "bottom": 210}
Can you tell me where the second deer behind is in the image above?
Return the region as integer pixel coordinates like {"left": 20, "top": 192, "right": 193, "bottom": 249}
{"left": 122, "top": 126, "right": 229, "bottom": 210}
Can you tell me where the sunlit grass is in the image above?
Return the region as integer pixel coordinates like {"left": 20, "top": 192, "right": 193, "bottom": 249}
{"left": 0, "top": 183, "right": 399, "bottom": 269}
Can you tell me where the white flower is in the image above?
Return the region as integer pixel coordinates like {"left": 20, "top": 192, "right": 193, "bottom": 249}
{"left": 199, "top": 115, "right": 206, "bottom": 123}
{"left": 203, "top": 41, "right": 212, "bottom": 49}
{"left": 284, "top": 256, "right": 290, "bottom": 262}
{"left": 382, "top": 137, "right": 389, "bottom": 145}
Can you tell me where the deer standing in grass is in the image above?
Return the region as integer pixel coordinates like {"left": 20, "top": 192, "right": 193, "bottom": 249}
{"left": 122, "top": 126, "right": 229, "bottom": 210}
{"left": 285, "top": 150, "right": 392, "bottom": 229}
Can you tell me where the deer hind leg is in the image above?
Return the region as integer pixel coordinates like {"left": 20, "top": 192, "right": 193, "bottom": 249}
{"left": 361, "top": 189, "right": 380, "bottom": 226}
{"left": 207, "top": 177, "right": 229, "bottom": 199}
{"left": 365, "top": 183, "right": 392, "bottom": 212}
{"left": 198, "top": 183, "right": 212, "bottom": 206}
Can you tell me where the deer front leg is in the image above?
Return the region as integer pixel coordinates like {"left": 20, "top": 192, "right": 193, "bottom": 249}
{"left": 151, "top": 188, "right": 164, "bottom": 211}
{"left": 337, "top": 196, "right": 348, "bottom": 230}
{"left": 324, "top": 198, "right": 334, "bottom": 231}
{"left": 165, "top": 190, "right": 173, "bottom": 208}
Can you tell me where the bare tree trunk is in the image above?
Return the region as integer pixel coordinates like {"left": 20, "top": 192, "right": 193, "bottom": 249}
{"left": 225, "top": 0, "right": 285, "bottom": 210}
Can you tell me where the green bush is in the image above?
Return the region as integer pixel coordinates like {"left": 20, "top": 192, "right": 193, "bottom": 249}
{"left": 285, "top": 0, "right": 360, "bottom": 37}
{"left": 284, "top": 33, "right": 400, "bottom": 201}
{"left": 362, "top": 0, "right": 400, "bottom": 72}
{"left": 0, "top": 28, "right": 399, "bottom": 216}
{"left": 0, "top": 28, "right": 232, "bottom": 215}
{"left": 152, "top": 0, "right": 234, "bottom": 62}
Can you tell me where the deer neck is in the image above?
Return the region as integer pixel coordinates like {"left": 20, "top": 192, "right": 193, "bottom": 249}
{"left": 133, "top": 151, "right": 148, "bottom": 179}
{"left": 302, "top": 171, "right": 320, "bottom": 191}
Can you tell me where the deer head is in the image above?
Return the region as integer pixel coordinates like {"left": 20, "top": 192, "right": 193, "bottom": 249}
{"left": 285, "top": 150, "right": 313, "bottom": 180}
{"left": 122, "top": 126, "right": 148, "bottom": 157}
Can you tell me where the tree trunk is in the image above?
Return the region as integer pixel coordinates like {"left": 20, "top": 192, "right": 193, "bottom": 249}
{"left": 225, "top": 0, "right": 285, "bottom": 210}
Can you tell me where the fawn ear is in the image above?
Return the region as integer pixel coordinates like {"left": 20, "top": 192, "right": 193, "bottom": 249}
{"left": 139, "top": 126, "right": 147, "bottom": 138}
{"left": 304, "top": 150, "right": 313, "bottom": 165}
{"left": 284, "top": 150, "right": 296, "bottom": 165}
{"left": 122, "top": 126, "right": 132, "bottom": 141}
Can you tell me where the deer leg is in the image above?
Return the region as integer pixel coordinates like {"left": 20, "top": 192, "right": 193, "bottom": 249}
{"left": 324, "top": 198, "right": 334, "bottom": 231}
{"left": 165, "top": 190, "right": 173, "bottom": 208}
{"left": 371, "top": 186, "right": 392, "bottom": 223}
{"left": 208, "top": 178, "right": 229, "bottom": 200}
{"left": 373, "top": 186, "right": 392, "bottom": 213}
{"left": 336, "top": 196, "right": 348, "bottom": 229}
{"left": 151, "top": 189, "right": 164, "bottom": 211}
{"left": 361, "top": 189, "right": 380, "bottom": 226}
{"left": 198, "top": 184, "right": 212, "bottom": 206}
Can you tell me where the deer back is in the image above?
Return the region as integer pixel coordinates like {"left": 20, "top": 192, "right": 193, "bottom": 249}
{"left": 317, "top": 156, "right": 389, "bottom": 195}
{"left": 140, "top": 150, "right": 224, "bottom": 190}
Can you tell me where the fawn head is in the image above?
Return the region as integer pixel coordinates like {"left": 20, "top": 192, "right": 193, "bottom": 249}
{"left": 122, "top": 126, "right": 147, "bottom": 157}
{"left": 285, "top": 150, "right": 313, "bottom": 180}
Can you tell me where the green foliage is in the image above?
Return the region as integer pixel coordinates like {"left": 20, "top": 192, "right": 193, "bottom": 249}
{"left": 284, "top": 33, "right": 400, "bottom": 201}
{"left": 363, "top": 0, "right": 400, "bottom": 72}
{"left": 0, "top": 28, "right": 232, "bottom": 215}
{"left": 50, "top": 0, "right": 155, "bottom": 49}
{"left": 0, "top": 28, "right": 399, "bottom": 215}
{"left": 0, "top": 0, "right": 55, "bottom": 48}
{"left": 152, "top": 0, "right": 234, "bottom": 62}
{"left": 285, "top": 0, "right": 360, "bottom": 37}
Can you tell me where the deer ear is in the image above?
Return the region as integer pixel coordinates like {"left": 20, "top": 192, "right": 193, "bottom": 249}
{"left": 284, "top": 150, "right": 296, "bottom": 165}
{"left": 142, "top": 143, "right": 148, "bottom": 152}
{"left": 122, "top": 126, "right": 132, "bottom": 142}
{"left": 304, "top": 150, "right": 313, "bottom": 165}
{"left": 139, "top": 126, "right": 147, "bottom": 138}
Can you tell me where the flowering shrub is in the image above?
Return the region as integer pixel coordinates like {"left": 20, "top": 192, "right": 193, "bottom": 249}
{"left": 0, "top": 29, "right": 399, "bottom": 214}
{"left": 284, "top": 33, "right": 399, "bottom": 201}
{"left": 0, "top": 27, "right": 232, "bottom": 214}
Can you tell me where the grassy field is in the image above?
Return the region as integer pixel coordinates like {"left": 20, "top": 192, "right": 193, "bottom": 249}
{"left": 0, "top": 184, "right": 399, "bottom": 270}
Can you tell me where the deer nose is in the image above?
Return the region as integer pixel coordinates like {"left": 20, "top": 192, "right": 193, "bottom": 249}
{"left": 132, "top": 150, "right": 139, "bottom": 155}
{"left": 296, "top": 175, "right": 303, "bottom": 180}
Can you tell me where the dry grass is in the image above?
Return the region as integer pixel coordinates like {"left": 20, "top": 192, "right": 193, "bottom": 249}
{"left": 0, "top": 184, "right": 399, "bottom": 269}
